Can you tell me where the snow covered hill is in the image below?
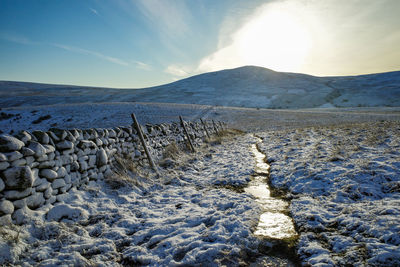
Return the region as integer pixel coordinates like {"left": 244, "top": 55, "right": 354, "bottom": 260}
{"left": 1, "top": 66, "right": 399, "bottom": 109}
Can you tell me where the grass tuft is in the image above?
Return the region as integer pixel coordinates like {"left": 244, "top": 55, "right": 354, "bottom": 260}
{"left": 159, "top": 142, "right": 181, "bottom": 168}
{"left": 106, "top": 156, "right": 144, "bottom": 189}
{"left": 0, "top": 224, "right": 22, "bottom": 245}
{"left": 205, "top": 129, "right": 244, "bottom": 145}
{"left": 162, "top": 142, "right": 181, "bottom": 160}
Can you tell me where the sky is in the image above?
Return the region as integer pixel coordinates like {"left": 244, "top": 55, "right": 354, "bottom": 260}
{"left": 0, "top": 0, "right": 399, "bottom": 88}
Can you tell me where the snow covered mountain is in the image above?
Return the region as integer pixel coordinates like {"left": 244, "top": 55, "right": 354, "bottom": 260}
{"left": 1, "top": 66, "right": 399, "bottom": 109}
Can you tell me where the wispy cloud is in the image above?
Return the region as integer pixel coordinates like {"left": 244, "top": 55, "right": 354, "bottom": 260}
{"left": 135, "top": 0, "right": 191, "bottom": 37}
{"left": 0, "top": 33, "right": 39, "bottom": 45}
{"left": 133, "top": 60, "right": 151, "bottom": 71}
{"left": 132, "top": 0, "right": 193, "bottom": 57}
{"left": 164, "top": 64, "right": 191, "bottom": 77}
{"left": 53, "top": 43, "right": 129, "bottom": 66}
{"left": 89, "top": 8, "right": 99, "bottom": 16}
{"left": 1, "top": 32, "right": 133, "bottom": 68}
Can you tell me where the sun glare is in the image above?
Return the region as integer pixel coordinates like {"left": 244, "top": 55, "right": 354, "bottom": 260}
{"left": 235, "top": 5, "right": 312, "bottom": 72}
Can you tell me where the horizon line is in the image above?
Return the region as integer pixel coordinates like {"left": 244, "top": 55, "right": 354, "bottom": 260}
{"left": 1, "top": 65, "right": 399, "bottom": 90}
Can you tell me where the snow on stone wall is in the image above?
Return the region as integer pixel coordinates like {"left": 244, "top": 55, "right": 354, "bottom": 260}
{"left": 0, "top": 121, "right": 217, "bottom": 225}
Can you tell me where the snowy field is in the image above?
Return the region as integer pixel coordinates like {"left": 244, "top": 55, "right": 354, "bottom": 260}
{"left": 1, "top": 132, "right": 299, "bottom": 266}
{"left": 257, "top": 121, "right": 400, "bottom": 266}
{"left": 1, "top": 101, "right": 400, "bottom": 134}
{"left": 1, "top": 101, "right": 400, "bottom": 266}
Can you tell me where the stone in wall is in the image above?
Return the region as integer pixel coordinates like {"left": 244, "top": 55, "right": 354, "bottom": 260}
{"left": 0, "top": 200, "right": 14, "bottom": 215}
{"left": 28, "top": 141, "right": 47, "bottom": 158}
{"left": 32, "top": 131, "right": 49, "bottom": 144}
{"left": 36, "top": 179, "right": 50, "bottom": 192}
{"left": 56, "top": 140, "right": 74, "bottom": 150}
{"left": 1, "top": 166, "right": 33, "bottom": 190}
{"left": 21, "top": 147, "right": 35, "bottom": 157}
{"left": 26, "top": 193, "right": 45, "bottom": 209}
{"left": 16, "top": 130, "right": 32, "bottom": 144}
{"left": 0, "top": 134, "right": 25, "bottom": 152}
{"left": 39, "top": 169, "right": 58, "bottom": 181}
{"left": 96, "top": 149, "right": 108, "bottom": 167}
{"left": 51, "top": 179, "right": 66, "bottom": 189}
{"left": 0, "top": 178, "right": 5, "bottom": 191}
{"left": 0, "top": 162, "right": 10, "bottom": 171}
{"left": 4, "top": 188, "right": 32, "bottom": 200}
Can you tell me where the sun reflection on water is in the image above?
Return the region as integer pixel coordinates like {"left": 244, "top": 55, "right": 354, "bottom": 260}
{"left": 255, "top": 212, "right": 297, "bottom": 239}
{"left": 249, "top": 142, "right": 297, "bottom": 240}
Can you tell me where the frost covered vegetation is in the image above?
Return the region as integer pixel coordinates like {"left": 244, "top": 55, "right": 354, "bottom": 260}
{"left": 1, "top": 132, "right": 296, "bottom": 266}
{"left": 1, "top": 101, "right": 400, "bottom": 266}
{"left": 258, "top": 121, "right": 400, "bottom": 266}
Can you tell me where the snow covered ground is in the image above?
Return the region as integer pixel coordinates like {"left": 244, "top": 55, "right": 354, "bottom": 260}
{"left": 0, "top": 102, "right": 217, "bottom": 135}
{"left": 2, "top": 66, "right": 400, "bottom": 109}
{"left": 1, "top": 95, "right": 400, "bottom": 266}
{"left": 257, "top": 121, "right": 400, "bottom": 266}
{"left": 4, "top": 117, "right": 399, "bottom": 266}
{"left": 1, "top": 101, "right": 400, "bottom": 135}
{"left": 1, "top": 133, "right": 299, "bottom": 266}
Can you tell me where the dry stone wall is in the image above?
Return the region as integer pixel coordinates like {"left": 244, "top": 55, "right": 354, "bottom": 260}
{"left": 0, "top": 121, "right": 218, "bottom": 225}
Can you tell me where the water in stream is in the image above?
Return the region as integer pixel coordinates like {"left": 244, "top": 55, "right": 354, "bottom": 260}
{"left": 247, "top": 143, "right": 297, "bottom": 240}
{"left": 247, "top": 140, "right": 298, "bottom": 266}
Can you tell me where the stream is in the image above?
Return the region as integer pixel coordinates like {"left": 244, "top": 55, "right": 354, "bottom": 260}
{"left": 247, "top": 137, "right": 298, "bottom": 266}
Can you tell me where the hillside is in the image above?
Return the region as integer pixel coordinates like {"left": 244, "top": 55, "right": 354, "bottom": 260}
{"left": 1, "top": 66, "right": 399, "bottom": 109}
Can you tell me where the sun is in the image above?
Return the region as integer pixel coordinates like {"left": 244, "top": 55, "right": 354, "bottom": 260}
{"left": 234, "top": 5, "right": 312, "bottom": 72}
{"left": 197, "top": 2, "right": 316, "bottom": 74}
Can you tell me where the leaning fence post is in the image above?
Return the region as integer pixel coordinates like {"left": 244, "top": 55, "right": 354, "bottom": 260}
{"left": 212, "top": 120, "right": 219, "bottom": 135}
{"left": 200, "top": 118, "right": 211, "bottom": 139}
{"left": 179, "top": 116, "right": 196, "bottom": 152}
{"left": 131, "top": 113, "right": 158, "bottom": 173}
{"left": 218, "top": 121, "right": 224, "bottom": 131}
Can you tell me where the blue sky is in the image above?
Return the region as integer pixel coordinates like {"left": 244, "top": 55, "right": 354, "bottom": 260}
{"left": 1, "top": 0, "right": 399, "bottom": 88}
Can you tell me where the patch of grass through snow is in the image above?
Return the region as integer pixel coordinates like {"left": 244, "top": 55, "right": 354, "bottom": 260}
{"left": 106, "top": 156, "right": 148, "bottom": 189}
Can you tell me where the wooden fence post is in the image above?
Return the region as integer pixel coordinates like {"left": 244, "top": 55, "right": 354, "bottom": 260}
{"left": 212, "top": 120, "right": 219, "bottom": 135}
{"left": 179, "top": 116, "right": 196, "bottom": 152}
{"left": 131, "top": 113, "right": 158, "bottom": 173}
{"left": 200, "top": 118, "right": 211, "bottom": 139}
{"left": 218, "top": 121, "right": 224, "bottom": 131}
